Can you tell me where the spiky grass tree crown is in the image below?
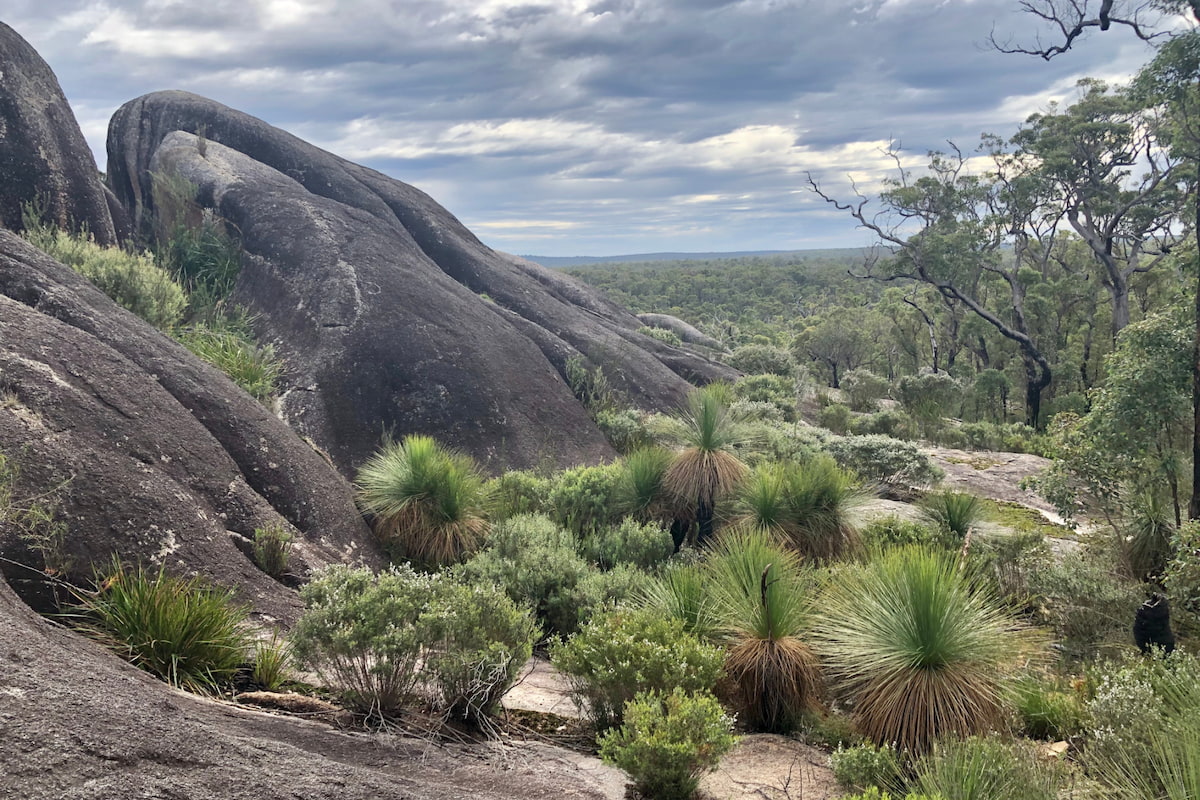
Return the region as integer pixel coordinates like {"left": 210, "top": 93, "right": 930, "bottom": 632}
{"left": 355, "top": 435, "right": 488, "bottom": 568}
{"left": 812, "top": 546, "right": 1029, "bottom": 753}
{"left": 617, "top": 446, "right": 678, "bottom": 524}
{"left": 733, "top": 456, "right": 865, "bottom": 562}
{"left": 918, "top": 490, "right": 986, "bottom": 542}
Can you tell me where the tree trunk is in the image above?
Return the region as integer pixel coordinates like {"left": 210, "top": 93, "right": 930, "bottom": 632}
{"left": 1023, "top": 352, "right": 1052, "bottom": 429}
{"left": 696, "top": 501, "right": 715, "bottom": 547}
{"left": 1191, "top": 160, "right": 1200, "bottom": 521}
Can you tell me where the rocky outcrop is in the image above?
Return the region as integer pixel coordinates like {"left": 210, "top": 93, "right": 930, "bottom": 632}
{"left": 0, "top": 574, "right": 621, "bottom": 800}
{"left": 0, "top": 23, "right": 118, "bottom": 245}
{"left": 638, "top": 313, "right": 728, "bottom": 351}
{"left": 0, "top": 231, "right": 380, "bottom": 619}
{"left": 106, "top": 92, "right": 737, "bottom": 473}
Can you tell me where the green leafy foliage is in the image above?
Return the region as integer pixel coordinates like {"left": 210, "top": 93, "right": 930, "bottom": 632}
{"left": 73, "top": 559, "right": 250, "bottom": 693}
{"left": 638, "top": 563, "right": 724, "bottom": 642}
{"left": 818, "top": 402, "right": 853, "bottom": 434}
{"left": 457, "top": 514, "right": 590, "bottom": 636}
{"left": 598, "top": 688, "right": 738, "bottom": 800}
{"left": 22, "top": 216, "right": 186, "bottom": 331}
{"left": 292, "top": 565, "right": 431, "bottom": 714}
{"left": 813, "top": 547, "right": 1026, "bottom": 753}
{"left": 484, "top": 469, "right": 550, "bottom": 522}
{"left": 251, "top": 632, "right": 294, "bottom": 691}
{"left": 546, "top": 462, "right": 624, "bottom": 536}
{"left": 841, "top": 369, "right": 891, "bottom": 412}
{"left": 551, "top": 607, "right": 725, "bottom": 731}
{"left": 896, "top": 373, "right": 962, "bottom": 436}
{"left": 638, "top": 325, "right": 684, "bottom": 346}
{"left": 1013, "top": 675, "right": 1085, "bottom": 741}
{"left": 355, "top": 435, "right": 488, "bottom": 568}
{"left": 919, "top": 491, "right": 986, "bottom": 541}
{"left": 727, "top": 343, "right": 795, "bottom": 376}
{"left": 419, "top": 581, "right": 538, "bottom": 721}
{"left": 1165, "top": 520, "right": 1200, "bottom": 624}
{"left": 860, "top": 515, "right": 945, "bottom": 551}
{"left": 581, "top": 517, "right": 674, "bottom": 571}
{"left": 1026, "top": 548, "right": 1143, "bottom": 660}
{"left": 831, "top": 742, "right": 902, "bottom": 793}
{"left": 828, "top": 434, "right": 943, "bottom": 490}
{"left": 732, "top": 374, "right": 796, "bottom": 421}
{"left": 595, "top": 407, "right": 653, "bottom": 454}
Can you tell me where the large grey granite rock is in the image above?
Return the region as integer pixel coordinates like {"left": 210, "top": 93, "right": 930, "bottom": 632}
{"left": 0, "top": 22, "right": 119, "bottom": 245}
{"left": 106, "top": 92, "right": 736, "bottom": 473}
{"left": 0, "top": 230, "right": 381, "bottom": 620}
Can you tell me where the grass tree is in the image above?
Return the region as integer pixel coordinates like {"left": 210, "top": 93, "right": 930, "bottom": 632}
{"left": 355, "top": 435, "right": 488, "bottom": 568}
{"left": 732, "top": 456, "right": 865, "bottom": 562}
{"left": 657, "top": 384, "right": 753, "bottom": 546}
{"left": 919, "top": 490, "right": 986, "bottom": 543}
{"left": 705, "top": 529, "right": 822, "bottom": 732}
{"left": 812, "top": 547, "right": 1028, "bottom": 753}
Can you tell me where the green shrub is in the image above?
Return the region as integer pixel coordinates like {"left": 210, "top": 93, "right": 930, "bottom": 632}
{"left": 24, "top": 221, "right": 187, "bottom": 330}
{"left": 966, "top": 530, "right": 1049, "bottom": 608}
{"left": 420, "top": 581, "right": 537, "bottom": 722}
{"left": 912, "top": 737, "right": 1062, "bottom": 800}
{"left": 73, "top": 559, "right": 250, "bottom": 693}
{"left": 546, "top": 462, "right": 624, "bottom": 536}
{"left": 831, "top": 742, "right": 902, "bottom": 793}
{"left": 1164, "top": 520, "right": 1200, "bottom": 623}
{"left": 851, "top": 410, "right": 916, "bottom": 440}
{"left": 841, "top": 369, "right": 891, "bottom": 413}
{"left": 252, "top": 523, "right": 294, "bottom": 579}
{"left": 566, "top": 356, "right": 617, "bottom": 414}
{"left": 1026, "top": 548, "right": 1143, "bottom": 660}
{"left": 574, "top": 563, "right": 655, "bottom": 619}
{"left": 157, "top": 211, "right": 242, "bottom": 314}
{"left": 596, "top": 408, "right": 653, "bottom": 454}
{"left": 291, "top": 565, "right": 430, "bottom": 714}
{"left": 355, "top": 435, "right": 488, "bottom": 568}
{"left": 639, "top": 326, "right": 684, "bottom": 346}
{"left": 731, "top": 457, "right": 864, "bottom": 562}
{"left": 729, "top": 399, "right": 786, "bottom": 423}
{"left": 727, "top": 343, "right": 794, "bottom": 377}
{"left": 484, "top": 470, "right": 550, "bottom": 522}
{"left": 819, "top": 403, "right": 853, "bottom": 434}
{"left": 1089, "top": 715, "right": 1200, "bottom": 800}
{"left": 828, "top": 434, "right": 943, "bottom": 490}
{"left": 251, "top": 632, "right": 293, "bottom": 691}
{"left": 598, "top": 688, "right": 737, "bottom": 800}
{"left": 175, "top": 321, "right": 282, "bottom": 404}
{"left": 732, "top": 374, "right": 796, "bottom": 421}
{"left": 551, "top": 607, "right": 725, "bottom": 730}
{"left": 458, "top": 514, "right": 590, "bottom": 636}
{"left": 799, "top": 710, "right": 863, "bottom": 750}
{"left": 896, "top": 373, "right": 962, "bottom": 435}
{"left": 582, "top": 518, "right": 674, "bottom": 571}
{"left": 860, "top": 515, "right": 944, "bottom": 551}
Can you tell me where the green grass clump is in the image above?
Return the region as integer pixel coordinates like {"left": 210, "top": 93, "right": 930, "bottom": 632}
{"left": 74, "top": 559, "right": 250, "bottom": 693}
{"left": 251, "top": 632, "right": 294, "bottom": 691}
{"left": 911, "top": 737, "right": 1062, "bottom": 800}
{"left": 919, "top": 490, "right": 986, "bottom": 541}
{"left": 251, "top": 523, "right": 294, "bottom": 579}
{"left": 355, "top": 435, "right": 488, "bottom": 568}
{"left": 175, "top": 320, "right": 283, "bottom": 404}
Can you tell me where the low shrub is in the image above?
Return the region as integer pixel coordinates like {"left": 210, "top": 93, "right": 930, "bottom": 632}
{"left": 574, "top": 563, "right": 655, "bottom": 619}
{"left": 458, "top": 514, "right": 590, "bottom": 636}
{"left": 831, "top": 742, "right": 902, "bottom": 793}
{"left": 595, "top": 408, "right": 654, "bottom": 454}
{"left": 546, "top": 462, "right": 624, "bottom": 536}
{"left": 1164, "top": 520, "right": 1200, "bottom": 624}
{"left": 827, "top": 434, "right": 943, "bottom": 491}
{"left": 851, "top": 409, "right": 916, "bottom": 440}
{"left": 420, "top": 581, "right": 537, "bottom": 722}
{"left": 24, "top": 219, "right": 187, "bottom": 330}
{"left": 582, "top": 518, "right": 674, "bottom": 571}
{"left": 251, "top": 632, "right": 294, "bottom": 691}
{"left": 841, "top": 369, "right": 891, "bottom": 412}
{"left": 732, "top": 374, "right": 796, "bottom": 421}
{"left": 818, "top": 403, "right": 853, "bottom": 435}
{"left": 895, "top": 373, "right": 962, "bottom": 436}
{"left": 859, "top": 515, "right": 944, "bottom": 551}
{"left": 912, "top": 737, "right": 1062, "bottom": 800}
{"left": 639, "top": 325, "right": 684, "bottom": 346}
{"left": 1026, "top": 548, "right": 1143, "bottom": 660}
{"left": 798, "top": 710, "right": 862, "bottom": 750}
{"left": 252, "top": 523, "right": 294, "bottom": 579}
{"left": 484, "top": 470, "right": 550, "bottom": 522}
{"left": 598, "top": 688, "right": 738, "bottom": 800}
{"left": 727, "top": 343, "right": 794, "bottom": 377}
{"left": 551, "top": 607, "right": 725, "bottom": 730}
{"left": 1013, "top": 675, "right": 1085, "bottom": 741}
{"left": 73, "top": 559, "right": 250, "bottom": 693}
{"left": 291, "top": 565, "right": 431, "bottom": 714}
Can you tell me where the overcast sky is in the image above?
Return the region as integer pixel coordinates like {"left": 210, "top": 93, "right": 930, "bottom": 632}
{"left": 4, "top": 1, "right": 1167, "bottom": 256}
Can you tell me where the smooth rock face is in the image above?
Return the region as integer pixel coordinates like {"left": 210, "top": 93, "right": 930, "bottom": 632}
{"left": 107, "top": 91, "right": 736, "bottom": 473}
{"left": 0, "top": 231, "right": 380, "bottom": 619}
{"left": 0, "top": 23, "right": 118, "bottom": 245}
{"left": 0, "top": 575, "right": 621, "bottom": 800}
